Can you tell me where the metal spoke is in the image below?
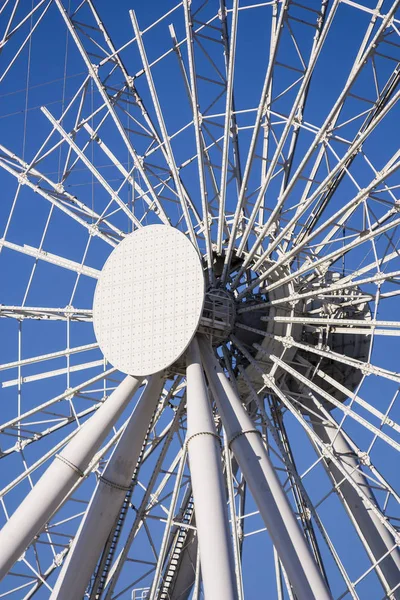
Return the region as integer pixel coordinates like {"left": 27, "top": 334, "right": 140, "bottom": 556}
{"left": 1, "top": 1, "right": 400, "bottom": 598}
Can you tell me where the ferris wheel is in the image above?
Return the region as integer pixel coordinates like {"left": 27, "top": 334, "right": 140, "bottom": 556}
{"left": 0, "top": 0, "right": 400, "bottom": 598}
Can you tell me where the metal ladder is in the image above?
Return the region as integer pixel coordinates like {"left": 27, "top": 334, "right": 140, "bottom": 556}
{"left": 158, "top": 496, "right": 195, "bottom": 600}
{"left": 89, "top": 406, "right": 158, "bottom": 600}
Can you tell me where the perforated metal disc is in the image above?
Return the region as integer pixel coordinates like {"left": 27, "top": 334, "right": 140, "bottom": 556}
{"left": 93, "top": 225, "right": 205, "bottom": 376}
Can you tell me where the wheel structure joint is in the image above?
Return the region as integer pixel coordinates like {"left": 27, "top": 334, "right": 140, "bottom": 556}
{"left": 98, "top": 475, "right": 132, "bottom": 492}
{"left": 228, "top": 429, "right": 262, "bottom": 449}
{"left": 55, "top": 454, "right": 85, "bottom": 478}
{"left": 186, "top": 431, "right": 222, "bottom": 448}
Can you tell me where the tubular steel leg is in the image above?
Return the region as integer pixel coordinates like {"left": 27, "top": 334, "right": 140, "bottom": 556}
{"left": 186, "top": 339, "right": 238, "bottom": 600}
{"left": 312, "top": 416, "right": 400, "bottom": 599}
{"left": 0, "top": 375, "right": 142, "bottom": 580}
{"left": 50, "top": 373, "right": 164, "bottom": 600}
{"left": 198, "top": 337, "right": 332, "bottom": 600}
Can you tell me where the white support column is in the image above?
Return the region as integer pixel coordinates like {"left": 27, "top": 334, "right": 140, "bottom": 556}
{"left": 50, "top": 373, "right": 164, "bottom": 599}
{"left": 186, "top": 339, "right": 237, "bottom": 600}
{"left": 0, "top": 375, "right": 142, "bottom": 580}
{"left": 312, "top": 417, "right": 400, "bottom": 599}
{"left": 198, "top": 337, "right": 332, "bottom": 600}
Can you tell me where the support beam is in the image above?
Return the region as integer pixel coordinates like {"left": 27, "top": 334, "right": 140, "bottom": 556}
{"left": 312, "top": 416, "right": 400, "bottom": 599}
{"left": 182, "top": 1, "right": 214, "bottom": 279}
{"left": 101, "top": 401, "right": 186, "bottom": 600}
{"left": 0, "top": 375, "right": 142, "bottom": 580}
{"left": 130, "top": 9, "right": 198, "bottom": 252}
{"left": 198, "top": 337, "right": 332, "bottom": 600}
{"left": 186, "top": 339, "right": 237, "bottom": 600}
{"left": 50, "top": 373, "right": 164, "bottom": 600}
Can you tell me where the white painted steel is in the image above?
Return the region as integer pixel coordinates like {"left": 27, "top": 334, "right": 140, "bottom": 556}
{"left": 1, "top": 1, "right": 400, "bottom": 597}
{"left": 312, "top": 417, "right": 400, "bottom": 599}
{"left": 0, "top": 375, "right": 142, "bottom": 579}
{"left": 93, "top": 225, "right": 205, "bottom": 376}
{"left": 198, "top": 337, "right": 332, "bottom": 600}
{"left": 186, "top": 338, "right": 237, "bottom": 600}
{"left": 50, "top": 373, "right": 164, "bottom": 600}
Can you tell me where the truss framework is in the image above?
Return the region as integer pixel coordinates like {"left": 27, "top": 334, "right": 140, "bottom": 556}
{"left": 0, "top": 0, "right": 399, "bottom": 598}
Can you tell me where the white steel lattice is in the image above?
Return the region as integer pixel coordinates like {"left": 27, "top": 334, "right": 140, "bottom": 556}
{"left": 0, "top": 1, "right": 399, "bottom": 599}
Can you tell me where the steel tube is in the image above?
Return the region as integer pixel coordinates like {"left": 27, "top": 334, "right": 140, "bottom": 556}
{"left": 0, "top": 375, "right": 142, "bottom": 580}
{"left": 198, "top": 337, "right": 332, "bottom": 600}
{"left": 312, "top": 417, "right": 400, "bottom": 599}
{"left": 50, "top": 373, "right": 163, "bottom": 599}
{"left": 187, "top": 339, "right": 237, "bottom": 600}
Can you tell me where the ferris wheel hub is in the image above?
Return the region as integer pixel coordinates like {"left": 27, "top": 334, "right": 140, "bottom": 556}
{"left": 92, "top": 225, "right": 205, "bottom": 376}
{"left": 198, "top": 287, "right": 236, "bottom": 345}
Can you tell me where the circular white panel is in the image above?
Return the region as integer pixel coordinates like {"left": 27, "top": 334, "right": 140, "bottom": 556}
{"left": 93, "top": 225, "right": 205, "bottom": 376}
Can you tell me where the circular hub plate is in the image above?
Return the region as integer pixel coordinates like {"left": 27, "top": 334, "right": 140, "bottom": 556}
{"left": 93, "top": 225, "right": 205, "bottom": 376}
